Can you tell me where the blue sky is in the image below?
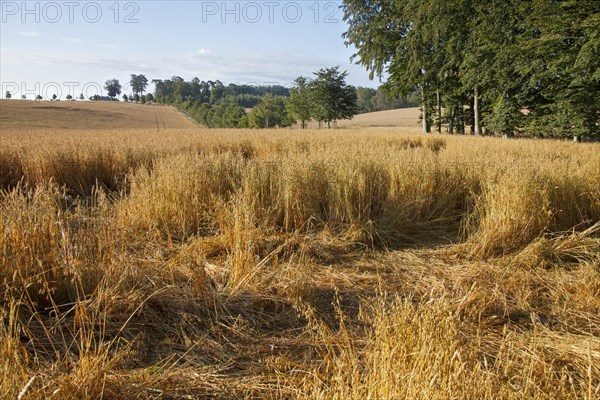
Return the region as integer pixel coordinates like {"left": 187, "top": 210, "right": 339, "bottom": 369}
{"left": 1, "top": 1, "right": 381, "bottom": 99}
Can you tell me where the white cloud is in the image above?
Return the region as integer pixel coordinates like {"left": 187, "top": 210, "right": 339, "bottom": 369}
{"left": 19, "top": 30, "right": 43, "bottom": 38}
{"left": 0, "top": 47, "right": 341, "bottom": 86}
{"left": 197, "top": 48, "right": 212, "bottom": 55}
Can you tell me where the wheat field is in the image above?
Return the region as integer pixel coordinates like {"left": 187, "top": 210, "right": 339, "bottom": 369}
{"left": 0, "top": 100, "right": 196, "bottom": 130}
{"left": 1, "top": 126, "right": 599, "bottom": 399}
{"left": 302, "top": 108, "right": 422, "bottom": 128}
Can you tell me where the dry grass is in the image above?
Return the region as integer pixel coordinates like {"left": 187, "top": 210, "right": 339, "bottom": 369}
{"left": 0, "top": 100, "right": 196, "bottom": 130}
{"left": 0, "top": 126, "right": 599, "bottom": 399}
{"left": 302, "top": 107, "right": 421, "bottom": 129}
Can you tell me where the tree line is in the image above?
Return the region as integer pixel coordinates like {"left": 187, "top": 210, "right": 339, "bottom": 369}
{"left": 152, "top": 77, "right": 289, "bottom": 107}
{"left": 176, "top": 67, "right": 360, "bottom": 128}
{"left": 342, "top": 0, "right": 599, "bottom": 138}
{"left": 147, "top": 66, "right": 361, "bottom": 129}
{"left": 5, "top": 70, "right": 416, "bottom": 130}
{"left": 356, "top": 86, "right": 420, "bottom": 114}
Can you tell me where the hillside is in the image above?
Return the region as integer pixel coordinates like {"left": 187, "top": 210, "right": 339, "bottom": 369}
{"left": 0, "top": 100, "right": 197, "bottom": 130}
{"left": 301, "top": 107, "right": 421, "bottom": 129}
{"left": 340, "top": 107, "right": 421, "bottom": 127}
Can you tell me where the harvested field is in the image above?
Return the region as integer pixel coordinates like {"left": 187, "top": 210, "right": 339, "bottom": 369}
{"left": 0, "top": 100, "right": 197, "bottom": 130}
{"left": 302, "top": 107, "right": 421, "bottom": 129}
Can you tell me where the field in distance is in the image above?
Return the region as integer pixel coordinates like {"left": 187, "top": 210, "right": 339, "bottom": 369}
{"left": 339, "top": 107, "right": 421, "bottom": 128}
{"left": 302, "top": 107, "right": 421, "bottom": 129}
{"left": 0, "top": 99, "right": 420, "bottom": 130}
{"left": 0, "top": 99, "right": 197, "bottom": 130}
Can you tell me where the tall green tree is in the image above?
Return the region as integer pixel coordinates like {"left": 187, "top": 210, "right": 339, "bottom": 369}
{"left": 343, "top": 0, "right": 599, "bottom": 138}
{"left": 130, "top": 74, "right": 148, "bottom": 97}
{"left": 104, "top": 79, "right": 122, "bottom": 100}
{"left": 460, "top": 0, "right": 526, "bottom": 136}
{"left": 172, "top": 76, "right": 190, "bottom": 102}
{"left": 520, "top": 0, "right": 600, "bottom": 137}
{"left": 5, "top": 91, "right": 11, "bottom": 99}
{"left": 248, "top": 95, "right": 292, "bottom": 128}
{"left": 309, "top": 66, "right": 358, "bottom": 128}
{"left": 343, "top": 0, "right": 434, "bottom": 132}
{"left": 344, "top": 0, "right": 479, "bottom": 134}
{"left": 210, "top": 80, "right": 225, "bottom": 104}
{"left": 287, "top": 76, "right": 312, "bottom": 129}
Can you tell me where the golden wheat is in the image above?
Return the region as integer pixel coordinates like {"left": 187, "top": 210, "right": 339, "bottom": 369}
{"left": 1, "top": 127, "right": 598, "bottom": 399}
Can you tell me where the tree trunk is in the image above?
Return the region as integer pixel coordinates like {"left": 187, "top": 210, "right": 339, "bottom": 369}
{"left": 448, "top": 106, "right": 455, "bottom": 134}
{"left": 458, "top": 105, "right": 465, "bottom": 134}
{"left": 474, "top": 87, "right": 482, "bottom": 135}
{"left": 422, "top": 102, "right": 428, "bottom": 134}
{"left": 469, "top": 96, "right": 475, "bottom": 134}
{"left": 437, "top": 90, "right": 442, "bottom": 134}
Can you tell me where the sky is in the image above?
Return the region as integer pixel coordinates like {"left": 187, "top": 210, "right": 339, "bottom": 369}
{"left": 0, "top": 0, "right": 382, "bottom": 99}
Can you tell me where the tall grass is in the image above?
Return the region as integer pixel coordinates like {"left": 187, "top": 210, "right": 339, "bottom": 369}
{"left": 1, "top": 128, "right": 598, "bottom": 398}
{"left": 301, "top": 294, "right": 599, "bottom": 399}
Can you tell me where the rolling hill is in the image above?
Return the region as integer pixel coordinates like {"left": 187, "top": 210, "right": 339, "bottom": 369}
{"left": 339, "top": 107, "right": 421, "bottom": 128}
{"left": 0, "top": 101, "right": 422, "bottom": 131}
{"left": 0, "top": 100, "right": 197, "bottom": 130}
{"left": 301, "top": 107, "right": 421, "bottom": 129}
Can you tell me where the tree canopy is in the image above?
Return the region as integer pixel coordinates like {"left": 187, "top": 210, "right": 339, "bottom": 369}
{"left": 309, "top": 67, "right": 359, "bottom": 128}
{"left": 286, "top": 77, "right": 312, "bottom": 129}
{"left": 342, "top": 0, "right": 600, "bottom": 137}
{"left": 247, "top": 94, "right": 293, "bottom": 128}
{"left": 104, "top": 79, "right": 122, "bottom": 100}
{"left": 149, "top": 68, "right": 359, "bottom": 129}
{"left": 130, "top": 74, "right": 148, "bottom": 97}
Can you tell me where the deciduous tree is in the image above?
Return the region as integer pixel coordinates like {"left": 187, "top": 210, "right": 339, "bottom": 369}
{"left": 104, "top": 79, "right": 122, "bottom": 100}
{"left": 309, "top": 66, "right": 358, "bottom": 128}
{"left": 287, "top": 76, "right": 312, "bottom": 129}
{"left": 130, "top": 74, "right": 149, "bottom": 97}
{"left": 342, "top": 0, "right": 600, "bottom": 138}
{"left": 248, "top": 95, "right": 292, "bottom": 128}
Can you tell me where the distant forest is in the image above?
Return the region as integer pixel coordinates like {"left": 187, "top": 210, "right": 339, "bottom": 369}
{"left": 152, "top": 78, "right": 290, "bottom": 109}
{"left": 150, "top": 77, "right": 416, "bottom": 113}
{"left": 145, "top": 75, "right": 416, "bottom": 128}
